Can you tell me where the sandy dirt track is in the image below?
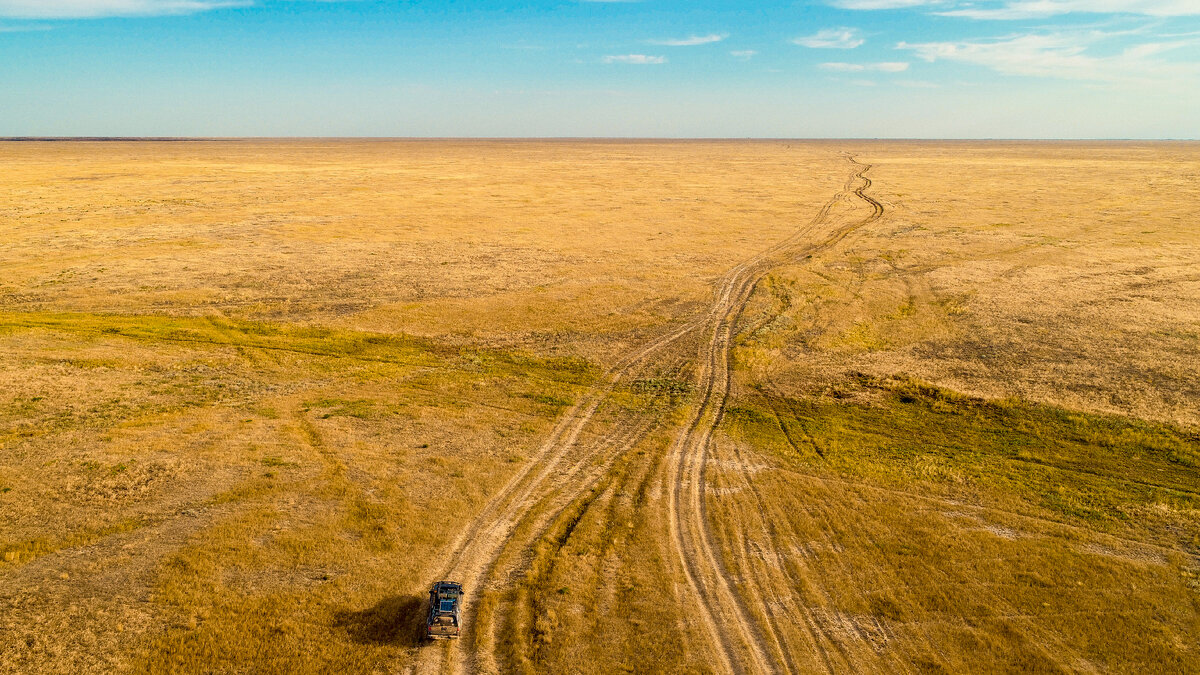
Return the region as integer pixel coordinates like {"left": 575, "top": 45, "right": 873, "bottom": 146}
{"left": 659, "top": 158, "right": 884, "bottom": 674}
{"left": 409, "top": 156, "right": 885, "bottom": 674}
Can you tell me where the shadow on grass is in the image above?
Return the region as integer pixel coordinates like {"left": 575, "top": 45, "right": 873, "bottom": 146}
{"left": 333, "top": 594, "right": 426, "bottom": 647}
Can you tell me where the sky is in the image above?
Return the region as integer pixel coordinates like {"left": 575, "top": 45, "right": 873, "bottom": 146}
{"left": 0, "top": 1, "right": 1198, "bottom": 138}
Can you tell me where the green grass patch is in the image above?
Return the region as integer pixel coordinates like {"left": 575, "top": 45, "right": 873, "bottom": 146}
{"left": 727, "top": 376, "right": 1200, "bottom": 536}
{"left": 0, "top": 311, "right": 443, "bottom": 366}
{"left": 0, "top": 311, "right": 599, "bottom": 449}
{"left": 608, "top": 376, "right": 694, "bottom": 413}
{"left": 519, "top": 392, "right": 574, "bottom": 409}
{"left": 631, "top": 377, "right": 693, "bottom": 401}
{"left": 0, "top": 311, "right": 599, "bottom": 390}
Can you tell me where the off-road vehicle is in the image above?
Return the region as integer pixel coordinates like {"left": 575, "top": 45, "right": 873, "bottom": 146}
{"left": 426, "top": 581, "right": 463, "bottom": 640}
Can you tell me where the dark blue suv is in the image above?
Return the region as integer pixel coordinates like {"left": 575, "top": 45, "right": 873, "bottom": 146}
{"left": 426, "top": 581, "right": 463, "bottom": 640}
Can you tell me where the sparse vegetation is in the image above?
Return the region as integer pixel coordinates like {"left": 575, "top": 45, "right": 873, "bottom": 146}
{"left": 707, "top": 377, "right": 1199, "bottom": 670}
{"left": 1, "top": 141, "right": 1197, "bottom": 673}
{"left": 728, "top": 376, "right": 1200, "bottom": 536}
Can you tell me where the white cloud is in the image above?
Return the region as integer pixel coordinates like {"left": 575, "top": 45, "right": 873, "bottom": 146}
{"left": 730, "top": 50, "right": 758, "bottom": 60}
{"left": 939, "top": 1, "right": 1200, "bottom": 19}
{"left": 821, "top": 61, "right": 910, "bottom": 72}
{"left": 649, "top": 33, "right": 727, "bottom": 47}
{"left": 793, "top": 28, "right": 865, "bottom": 49}
{"left": 830, "top": 0, "right": 1200, "bottom": 18}
{"left": 899, "top": 31, "right": 1200, "bottom": 82}
{"left": 0, "top": 0, "right": 248, "bottom": 18}
{"left": 603, "top": 54, "right": 666, "bottom": 64}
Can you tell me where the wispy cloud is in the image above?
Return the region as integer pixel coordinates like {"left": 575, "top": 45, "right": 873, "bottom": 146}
{"left": 730, "top": 50, "right": 758, "bottom": 60}
{"left": 603, "top": 54, "right": 666, "bottom": 64}
{"left": 649, "top": 33, "right": 727, "bottom": 47}
{"left": 793, "top": 28, "right": 865, "bottom": 49}
{"left": 899, "top": 30, "right": 1200, "bottom": 82}
{"left": 821, "top": 61, "right": 910, "bottom": 72}
{"left": 0, "top": 1, "right": 251, "bottom": 19}
{"left": 830, "top": 0, "right": 1200, "bottom": 18}
{"left": 938, "top": 1, "right": 1200, "bottom": 20}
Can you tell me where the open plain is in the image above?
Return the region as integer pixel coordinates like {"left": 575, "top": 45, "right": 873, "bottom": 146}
{"left": 1, "top": 140, "right": 1198, "bottom": 674}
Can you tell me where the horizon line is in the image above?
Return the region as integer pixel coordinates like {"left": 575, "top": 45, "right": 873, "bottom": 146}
{"left": 2, "top": 136, "right": 1198, "bottom": 143}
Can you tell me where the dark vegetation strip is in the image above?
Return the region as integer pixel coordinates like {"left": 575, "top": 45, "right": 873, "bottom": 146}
{"left": 724, "top": 376, "right": 1200, "bottom": 537}
{"left": 0, "top": 311, "right": 597, "bottom": 386}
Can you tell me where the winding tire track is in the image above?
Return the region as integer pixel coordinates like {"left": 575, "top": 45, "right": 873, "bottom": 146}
{"left": 414, "top": 153, "right": 884, "bottom": 675}
{"left": 663, "top": 156, "right": 885, "bottom": 674}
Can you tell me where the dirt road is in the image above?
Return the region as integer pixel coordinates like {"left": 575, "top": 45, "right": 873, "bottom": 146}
{"left": 412, "top": 155, "right": 884, "bottom": 674}
{"left": 659, "top": 157, "right": 885, "bottom": 674}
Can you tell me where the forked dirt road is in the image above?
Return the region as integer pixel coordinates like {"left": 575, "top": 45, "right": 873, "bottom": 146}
{"left": 412, "top": 321, "right": 696, "bottom": 674}
{"left": 411, "top": 155, "right": 884, "bottom": 675}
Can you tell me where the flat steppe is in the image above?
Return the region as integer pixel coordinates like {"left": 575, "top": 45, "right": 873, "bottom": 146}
{"left": 1, "top": 140, "right": 1197, "bottom": 674}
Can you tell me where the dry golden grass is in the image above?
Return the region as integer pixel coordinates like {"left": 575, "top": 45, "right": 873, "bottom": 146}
{"left": 1, "top": 140, "right": 1197, "bottom": 674}
{"left": 0, "top": 140, "right": 844, "bottom": 357}
{"left": 744, "top": 142, "right": 1200, "bottom": 426}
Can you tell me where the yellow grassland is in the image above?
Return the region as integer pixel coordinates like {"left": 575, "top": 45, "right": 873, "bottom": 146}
{"left": 0, "top": 140, "right": 1197, "bottom": 673}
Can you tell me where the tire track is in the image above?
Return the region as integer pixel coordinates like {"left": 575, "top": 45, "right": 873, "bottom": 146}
{"left": 446, "top": 348, "right": 697, "bottom": 674}
{"left": 475, "top": 413, "right": 662, "bottom": 673}
{"left": 415, "top": 153, "right": 881, "bottom": 674}
{"left": 662, "top": 156, "right": 884, "bottom": 674}
{"left": 712, "top": 420, "right": 934, "bottom": 675}
{"left": 465, "top": 347, "right": 699, "bottom": 671}
{"left": 416, "top": 162, "right": 857, "bottom": 672}
{"left": 490, "top": 353, "right": 696, "bottom": 671}
{"left": 508, "top": 416, "right": 664, "bottom": 670}
{"left": 413, "top": 321, "right": 699, "bottom": 675}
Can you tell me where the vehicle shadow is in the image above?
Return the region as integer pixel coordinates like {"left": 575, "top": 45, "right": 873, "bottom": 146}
{"left": 332, "top": 594, "right": 426, "bottom": 647}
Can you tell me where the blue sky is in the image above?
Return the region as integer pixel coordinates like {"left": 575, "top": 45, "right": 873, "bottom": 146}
{"left": 1, "top": 1, "right": 1197, "bottom": 137}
